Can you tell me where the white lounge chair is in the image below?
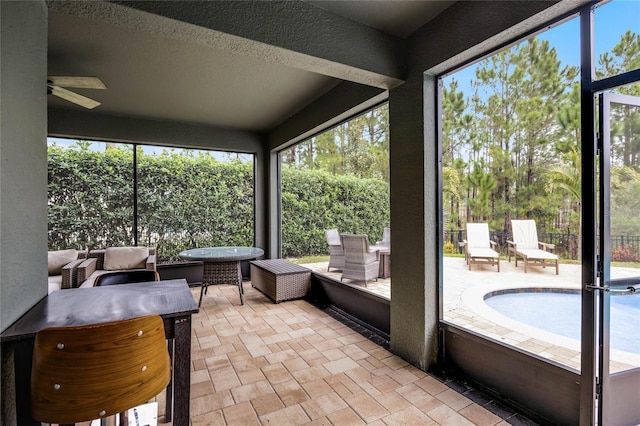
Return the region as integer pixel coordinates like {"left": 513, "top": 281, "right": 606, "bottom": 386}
{"left": 464, "top": 223, "right": 500, "bottom": 271}
{"left": 507, "top": 219, "right": 559, "bottom": 274}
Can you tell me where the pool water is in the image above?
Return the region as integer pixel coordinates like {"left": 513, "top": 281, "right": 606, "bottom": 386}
{"left": 485, "top": 291, "right": 640, "bottom": 354}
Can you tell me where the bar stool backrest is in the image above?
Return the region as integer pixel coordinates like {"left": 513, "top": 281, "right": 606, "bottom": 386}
{"left": 31, "top": 315, "right": 170, "bottom": 424}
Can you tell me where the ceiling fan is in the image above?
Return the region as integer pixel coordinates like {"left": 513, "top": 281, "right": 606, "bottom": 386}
{"left": 47, "top": 76, "right": 107, "bottom": 109}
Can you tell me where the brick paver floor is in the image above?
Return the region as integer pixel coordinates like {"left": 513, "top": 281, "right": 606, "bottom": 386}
{"left": 183, "top": 282, "right": 533, "bottom": 425}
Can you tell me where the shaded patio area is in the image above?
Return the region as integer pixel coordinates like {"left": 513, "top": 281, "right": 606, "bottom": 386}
{"left": 183, "top": 282, "right": 533, "bottom": 425}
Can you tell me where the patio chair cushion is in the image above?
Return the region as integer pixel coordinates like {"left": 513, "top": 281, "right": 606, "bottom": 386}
{"left": 104, "top": 246, "right": 150, "bottom": 270}
{"left": 511, "top": 220, "right": 540, "bottom": 250}
{"left": 47, "top": 275, "right": 63, "bottom": 293}
{"left": 467, "top": 223, "right": 491, "bottom": 249}
{"left": 47, "top": 249, "right": 78, "bottom": 275}
{"left": 517, "top": 248, "right": 558, "bottom": 260}
{"left": 468, "top": 247, "right": 499, "bottom": 258}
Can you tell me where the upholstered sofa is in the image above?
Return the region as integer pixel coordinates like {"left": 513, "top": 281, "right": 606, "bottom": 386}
{"left": 47, "top": 249, "right": 87, "bottom": 293}
{"left": 76, "top": 247, "right": 156, "bottom": 288}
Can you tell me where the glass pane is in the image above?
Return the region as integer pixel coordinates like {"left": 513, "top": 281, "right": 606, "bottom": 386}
{"left": 441, "top": 17, "right": 583, "bottom": 370}
{"left": 594, "top": 0, "right": 640, "bottom": 81}
{"left": 137, "top": 146, "right": 255, "bottom": 261}
{"left": 605, "top": 93, "right": 640, "bottom": 373}
{"left": 280, "top": 104, "right": 390, "bottom": 296}
{"left": 47, "top": 138, "right": 134, "bottom": 249}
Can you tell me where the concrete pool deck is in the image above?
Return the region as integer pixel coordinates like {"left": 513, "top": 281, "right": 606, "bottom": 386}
{"left": 301, "top": 257, "right": 640, "bottom": 373}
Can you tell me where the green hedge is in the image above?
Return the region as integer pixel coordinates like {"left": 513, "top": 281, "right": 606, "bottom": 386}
{"left": 48, "top": 146, "right": 390, "bottom": 260}
{"left": 281, "top": 168, "right": 390, "bottom": 257}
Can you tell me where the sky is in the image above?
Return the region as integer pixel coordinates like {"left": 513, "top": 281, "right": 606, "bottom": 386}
{"left": 443, "top": 0, "right": 640, "bottom": 96}
{"left": 47, "top": 137, "right": 253, "bottom": 162}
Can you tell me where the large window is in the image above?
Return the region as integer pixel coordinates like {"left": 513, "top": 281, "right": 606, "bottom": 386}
{"left": 279, "top": 104, "right": 390, "bottom": 289}
{"left": 440, "top": 0, "right": 640, "bottom": 373}
{"left": 47, "top": 138, "right": 254, "bottom": 260}
{"left": 48, "top": 139, "right": 134, "bottom": 249}
{"left": 440, "top": 16, "right": 583, "bottom": 369}
{"left": 594, "top": 0, "right": 640, "bottom": 81}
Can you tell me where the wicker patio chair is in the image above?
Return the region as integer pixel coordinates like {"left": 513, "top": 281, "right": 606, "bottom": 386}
{"left": 325, "top": 229, "right": 345, "bottom": 272}
{"left": 76, "top": 246, "right": 157, "bottom": 287}
{"left": 47, "top": 249, "right": 87, "bottom": 292}
{"left": 340, "top": 234, "right": 379, "bottom": 286}
{"left": 464, "top": 223, "right": 500, "bottom": 271}
{"left": 507, "top": 219, "right": 559, "bottom": 274}
{"left": 376, "top": 227, "right": 391, "bottom": 248}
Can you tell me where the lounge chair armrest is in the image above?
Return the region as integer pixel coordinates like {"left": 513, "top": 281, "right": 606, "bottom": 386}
{"left": 506, "top": 240, "right": 516, "bottom": 248}
{"left": 76, "top": 258, "right": 97, "bottom": 287}
{"left": 146, "top": 254, "right": 157, "bottom": 270}
{"left": 539, "top": 242, "right": 555, "bottom": 252}
{"left": 490, "top": 240, "right": 499, "bottom": 250}
{"left": 61, "top": 258, "right": 86, "bottom": 289}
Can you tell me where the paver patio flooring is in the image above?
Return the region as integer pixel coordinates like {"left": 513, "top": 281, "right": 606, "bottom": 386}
{"left": 157, "top": 256, "right": 640, "bottom": 424}
{"left": 184, "top": 280, "right": 536, "bottom": 425}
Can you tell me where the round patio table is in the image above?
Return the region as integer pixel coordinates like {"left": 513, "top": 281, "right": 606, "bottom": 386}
{"left": 179, "top": 247, "right": 264, "bottom": 306}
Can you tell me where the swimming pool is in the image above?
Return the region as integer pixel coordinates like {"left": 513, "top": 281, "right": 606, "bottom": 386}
{"left": 485, "top": 289, "right": 640, "bottom": 354}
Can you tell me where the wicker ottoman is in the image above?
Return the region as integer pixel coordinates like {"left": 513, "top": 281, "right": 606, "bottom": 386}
{"left": 250, "top": 259, "right": 311, "bottom": 303}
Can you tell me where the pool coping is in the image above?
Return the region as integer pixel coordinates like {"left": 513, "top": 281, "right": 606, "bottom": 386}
{"left": 461, "top": 280, "right": 640, "bottom": 367}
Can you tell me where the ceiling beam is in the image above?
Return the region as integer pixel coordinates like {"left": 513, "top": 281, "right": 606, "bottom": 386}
{"left": 48, "top": 0, "right": 405, "bottom": 89}
{"left": 48, "top": 108, "right": 263, "bottom": 153}
{"left": 269, "top": 81, "right": 387, "bottom": 150}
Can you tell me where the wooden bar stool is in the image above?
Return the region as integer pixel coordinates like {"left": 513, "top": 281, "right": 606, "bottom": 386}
{"left": 30, "top": 315, "right": 170, "bottom": 425}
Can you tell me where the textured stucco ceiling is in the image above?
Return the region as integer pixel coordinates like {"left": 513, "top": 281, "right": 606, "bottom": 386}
{"left": 306, "top": 0, "right": 455, "bottom": 38}
{"left": 47, "top": 1, "right": 454, "bottom": 132}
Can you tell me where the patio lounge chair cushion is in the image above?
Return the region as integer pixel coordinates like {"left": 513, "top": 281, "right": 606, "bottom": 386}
{"left": 511, "top": 219, "right": 542, "bottom": 250}
{"left": 48, "top": 249, "right": 78, "bottom": 275}
{"left": 104, "top": 246, "right": 150, "bottom": 270}
{"left": 508, "top": 219, "right": 559, "bottom": 274}
{"left": 514, "top": 248, "right": 558, "bottom": 260}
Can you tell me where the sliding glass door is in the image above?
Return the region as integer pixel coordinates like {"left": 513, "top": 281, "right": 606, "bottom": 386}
{"left": 595, "top": 91, "right": 640, "bottom": 425}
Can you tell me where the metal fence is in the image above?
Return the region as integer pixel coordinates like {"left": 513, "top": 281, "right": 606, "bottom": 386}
{"left": 445, "top": 230, "right": 582, "bottom": 259}
{"left": 445, "top": 230, "right": 640, "bottom": 261}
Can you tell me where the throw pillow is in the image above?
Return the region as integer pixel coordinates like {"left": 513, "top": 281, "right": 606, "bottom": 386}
{"left": 48, "top": 249, "right": 78, "bottom": 276}
{"left": 103, "top": 247, "right": 149, "bottom": 270}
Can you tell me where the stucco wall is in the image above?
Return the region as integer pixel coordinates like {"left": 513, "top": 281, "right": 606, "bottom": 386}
{"left": 1, "top": 0, "right": 48, "bottom": 331}
{"left": 1, "top": 2, "right": 48, "bottom": 425}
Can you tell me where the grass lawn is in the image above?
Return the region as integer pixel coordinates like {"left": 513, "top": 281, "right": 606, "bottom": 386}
{"left": 286, "top": 255, "right": 329, "bottom": 264}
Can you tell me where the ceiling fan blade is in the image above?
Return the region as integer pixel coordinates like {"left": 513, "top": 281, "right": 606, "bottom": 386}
{"left": 49, "top": 85, "right": 101, "bottom": 109}
{"left": 48, "top": 76, "right": 106, "bottom": 90}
